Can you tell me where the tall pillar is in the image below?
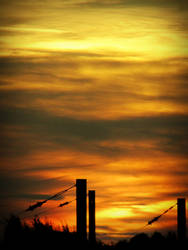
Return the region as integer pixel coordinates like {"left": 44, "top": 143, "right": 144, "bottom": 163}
{"left": 177, "top": 198, "right": 186, "bottom": 241}
{"left": 76, "top": 179, "right": 87, "bottom": 241}
{"left": 89, "top": 190, "right": 96, "bottom": 244}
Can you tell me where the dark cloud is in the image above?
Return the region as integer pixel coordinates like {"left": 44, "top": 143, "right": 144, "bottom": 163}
{"left": 1, "top": 55, "right": 187, "bottom": 78}
{"left": 100, "top": 161, "right": 188, "bottom": 179}
{"left": 0, "top": 174, "right": 71, "bottom": 200}
{"left": 0, "top": 102, "right": 188, "bottom": 158}
{"left": 16, "top": 164, "right": 94, "bottom": 175}
{"left": 96, "top": 225, "right": 115, "bottom": 231}
{"left": 69, "top": 0, "right": 188, "bottom": 9}
{"left": 157, "top": 190, "right": 188, "bottom": 200}
{"left": 0, "top": 56, "right": 79, "bottom": 77}
{"left": 0, "top": 16, "right": 31, "bottom": 27}
{"left": 0, "top": 51, "right": 188, "bottom": 159}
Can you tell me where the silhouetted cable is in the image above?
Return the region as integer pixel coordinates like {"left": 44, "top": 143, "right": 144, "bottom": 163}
{"left": 25, "top": 201, "right": 46, "bottom": 212}
{"left": 146, "top": 203, "right": 177, "bottom": 226}
{"left": 47, "top": 184, "right": 76, "bottom": 201}
{"left": 129, "top": 203, "right": 177, "bottom": 237}
{"left": 25, "top": 184, "right": 76, "bottom": 212}
{"left": 58, "top": 199, "right": 76, "bottom": 207}
{"left": 31, "top": 199, "right": 76, "bottom": 217}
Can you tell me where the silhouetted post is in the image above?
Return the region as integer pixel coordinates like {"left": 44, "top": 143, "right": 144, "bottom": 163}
{"left": 177, "top": 198, "right": 186, "bottom": 241}
{"left": 76, "top": 179, "right": 87, "bottom": 241}
{"left": 89, "top": 190, "right": 96, "bottom": 244}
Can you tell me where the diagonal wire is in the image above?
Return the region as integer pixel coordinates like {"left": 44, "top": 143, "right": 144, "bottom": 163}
{"left": 58, "top": 198, "right": 76, "bottom": 207}
{"left": 130, "top": 202, "right": 177, "bottom": 237}
{"left": 24, "top": 184, "right": 76, "bottom": 212}
{"left": 32, "top": 198, "right": 76, "bottom": 217}
{"left": 146, "top": 203, "right": 177, "bottom": 226}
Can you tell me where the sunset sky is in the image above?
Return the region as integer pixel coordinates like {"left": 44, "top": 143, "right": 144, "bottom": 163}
{"left": 0, "top": 0, "right": 188, "bottom": 242}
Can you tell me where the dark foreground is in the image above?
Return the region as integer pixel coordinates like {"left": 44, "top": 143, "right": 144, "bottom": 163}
{"left": 1, "top": 216, "right": 187, "bottom": 250}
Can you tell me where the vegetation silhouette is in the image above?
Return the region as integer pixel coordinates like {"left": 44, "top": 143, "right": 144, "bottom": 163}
{"left": 1, "top": 215, "right": 187, "bottom": 250}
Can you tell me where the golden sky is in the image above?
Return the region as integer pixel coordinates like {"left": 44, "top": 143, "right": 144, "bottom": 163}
{"left": 0, "top": 0, "right": 188, "bottom": 242}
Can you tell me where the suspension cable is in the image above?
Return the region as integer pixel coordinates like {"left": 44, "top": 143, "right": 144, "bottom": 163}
{"left": 32, "top": 198, "right": 77, "bottom": 217}
{"left": 58, "top": 199, "right": 76, "bottom": 208}
{"left": 146, "top": 203, "right": 177, "bottom": 226}
{"left": 128, "top": 203, "right": 177, "bottom": 237}
{"left": 25, "top": 184, "right": 76, "bottom": 212}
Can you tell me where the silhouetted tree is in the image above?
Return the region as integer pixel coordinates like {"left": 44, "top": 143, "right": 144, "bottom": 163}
{"left": 3, "top": 215, "right": 23, "bottom": 248}
{"left": 114, "top": 239, "right": 128, "bottom": 250}
{"left": 129, "top": 233, "right": 150, "bottom": 249}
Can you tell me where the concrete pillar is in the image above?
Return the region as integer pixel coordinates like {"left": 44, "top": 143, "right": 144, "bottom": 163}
{"left": 76, "top": 179, "right": 87, "bottom": 241}
{"left": 89, "top": 190, "right": 96, "bottom": 244}
{"left": 177, "top": 198, "right": 186, "bottom": 241}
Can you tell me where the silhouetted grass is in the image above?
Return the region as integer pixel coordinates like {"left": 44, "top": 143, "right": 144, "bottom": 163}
{"left": 1, "top": 215, "right": 187, "bottom": 250}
